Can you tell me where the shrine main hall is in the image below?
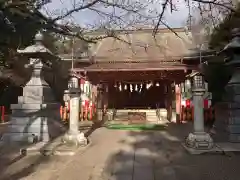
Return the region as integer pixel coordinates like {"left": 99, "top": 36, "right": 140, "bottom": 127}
{"left": 60, "top": 27, "right": 213, "bottom": 123}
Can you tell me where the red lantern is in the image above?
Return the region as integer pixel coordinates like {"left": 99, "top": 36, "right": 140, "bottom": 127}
{"left": 204, "top": 99, "right": 208, "bottom": 109}
{"left": 84, "top": 100, "right": 89, "bottom": 120}
{"left": 89, "top": 102, "right": 93, "bottom": 120}
{"left": 186, "top": 100, "right": 191, "bottom": 108}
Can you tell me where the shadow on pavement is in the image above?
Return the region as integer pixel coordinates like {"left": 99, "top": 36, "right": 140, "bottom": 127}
{"left": 84, "top": 117, "right": 108, "bottom": 138}
{"left": 0, "top": 109, "right": 67, "bottom": 180}
{"left": 102, "top": 122, "right": 240, "bottom": 180}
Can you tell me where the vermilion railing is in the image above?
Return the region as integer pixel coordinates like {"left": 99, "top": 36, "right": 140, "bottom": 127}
{"left": 180, "top": 100, "right": 214, "bottom": 123}
{"left": 60, "top": 102, "right": 96, "bottom": 122}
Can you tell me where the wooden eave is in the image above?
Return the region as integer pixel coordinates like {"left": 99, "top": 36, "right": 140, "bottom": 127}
{"left": 181, "top": 50, "right": 217, "bottom": 63}
{"left": 73, "top": 61, "right": 197, "bottom": 72}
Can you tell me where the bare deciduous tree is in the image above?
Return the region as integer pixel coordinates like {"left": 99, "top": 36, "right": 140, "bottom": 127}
{"left": 183, "top": 0, "right": 234, "bottom": 50}
{"left": 2, "top": 0, "right": 236, "bottom": 43}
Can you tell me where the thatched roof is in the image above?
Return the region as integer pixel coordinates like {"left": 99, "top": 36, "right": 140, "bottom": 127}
{"left": 89, "top": 28, "right": 196, "bottom": 63}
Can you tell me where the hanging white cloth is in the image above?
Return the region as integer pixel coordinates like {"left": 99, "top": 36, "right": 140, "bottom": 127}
{"left": 135, "top": 84, "right": 138, "bottom": 91}
{"left": 84, "top": 81, "right": 90, "bottom": 96}
{"left": 80, "top": 79, "right": 85, "bottom": 92}
{"left": 139, "top": 84, "right": 143, "bottom": 93}
{"left": 81, "top": 93, "right": 89, "bottom": 106}
{"left": 130, "top": 84, "right": 133, "bottom": 92}
{"left": 146, "top": 83, "right": 151, "bottom": 89}
{"left": 119, "top": 83, "right": 122, "bottom": 91}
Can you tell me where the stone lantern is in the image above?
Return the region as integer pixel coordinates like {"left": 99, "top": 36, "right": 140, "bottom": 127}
{"left": 185, "top": 70, "right": 214, "bottom": 151}
{"left": 63, "top": 73, "right": 87, "bottom": 146}
{"left": 1, "top": 32, "right": 65, "bottom": 144}
{"left": 222, "top": 28, "right": 240, "bottom": 142}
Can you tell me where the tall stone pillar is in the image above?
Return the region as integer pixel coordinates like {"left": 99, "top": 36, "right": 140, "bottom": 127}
{"left": 175, "top": 84, "right": 181, "bottom": 124}
{"left": 185, "top": 72, "right": 213, "bottom": 151}
{"left": 1, "top": 32, "right": 65, "bottom": 144}
{"left": 223, "top": 29, "right": 240, "bottom": 142}
{"left": 63, "top": 75, "right": 87, "bottom": 146}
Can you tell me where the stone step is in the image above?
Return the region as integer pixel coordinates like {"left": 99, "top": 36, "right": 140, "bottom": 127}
{"left": 229, "top": 134, "right": 240, "bottom": 142}
{"left": 113, "top": 118, "right": 128, "bottom": 121}
{"left": 114, "top": 109, "right": 157, "bottom": 113}
{"left": 146, "top": 114, "right": 157, "bottom": 117}
{"left": 112, "top": 109, "right": 168, "bottom": 123}
{"left": 228, "top": 125, "right": 240, "bottom": 133}
{"left": 146, "top": 112, "right": 156, "bottom": 114}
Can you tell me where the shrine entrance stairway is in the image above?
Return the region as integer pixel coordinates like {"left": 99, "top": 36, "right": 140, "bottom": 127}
{"left": 107, "top": 109, "right": 169, "bottom": 125}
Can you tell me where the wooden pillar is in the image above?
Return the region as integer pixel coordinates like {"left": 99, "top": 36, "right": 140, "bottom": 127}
{"left": 97, "top": 83, "right": 104, "bottom": 121}
{"left": 103, "top": 83, "right": 109, "bottom": 117}
{"left": 166, "top": 82, "right": 172, "bottom": 121}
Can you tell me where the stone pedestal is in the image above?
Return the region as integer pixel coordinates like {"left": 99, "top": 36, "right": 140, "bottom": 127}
{"left": 185, "top": 90, "right": 213, "bottom": 150}
{"left": 185, "top": 132, "right": 213, "bottom": 149}
{"left": 2, "top": 60, "right": 65, "bottom": 144}
{"left": 62, "top": 78, "right": 87, "bottom": 146}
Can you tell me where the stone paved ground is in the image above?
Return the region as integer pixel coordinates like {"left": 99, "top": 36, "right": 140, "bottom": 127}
{"left": 1, "top": 123, "right": 240, "bottom": 180}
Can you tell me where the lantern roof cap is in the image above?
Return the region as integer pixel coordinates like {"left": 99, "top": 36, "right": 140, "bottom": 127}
{"left": 186, "top": 70, "right": 202, "bottom": 78}
{"left": 16, "top": 32, "right": 57, "bottom": 60}
{"left": 34, "top": 31, "right": 44, "bottom": 42}
{"left": 223, "top": 28, "right": 240, "bottom": 52}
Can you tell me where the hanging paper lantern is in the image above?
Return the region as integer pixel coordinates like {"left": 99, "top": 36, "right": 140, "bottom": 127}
{"left": 156, "top": 82, "right": 160, "bottom": 87}
{"left": 124, "top": 84, "right": 127, "bottom": 90}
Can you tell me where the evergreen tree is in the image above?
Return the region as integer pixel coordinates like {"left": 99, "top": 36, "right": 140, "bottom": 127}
{"left": 206, "top": 4, "right": 240, "bottom": 103}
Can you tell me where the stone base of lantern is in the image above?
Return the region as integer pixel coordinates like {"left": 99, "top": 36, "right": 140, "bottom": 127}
{"left": 184, "top": 132, "right": 214, "bottom": 154}
{"left": 0, "top": 78, "right": 67, "bottom": 145}
{"left": 1, "top": 103, "right": 66, "bottom": 144}
{"left": 62, "top": 132, "right": 88, "bottom": 147}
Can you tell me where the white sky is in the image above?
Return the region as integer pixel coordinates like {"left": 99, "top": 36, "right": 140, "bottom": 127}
{"left": 42, "top": 0, "right": 189, "bottom": 28}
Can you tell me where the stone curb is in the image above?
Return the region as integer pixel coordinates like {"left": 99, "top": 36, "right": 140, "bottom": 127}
{"left": 52, "top": 138, "right": 92, "bottom": 156}
{"left": 182, "top": 143, "right": 223, "bottom": 155}
{"left": 182, "top": 142, "right": 240, "bottom": 156}
{"left": 18, "top": 138, "right": 92, "bottom": 157}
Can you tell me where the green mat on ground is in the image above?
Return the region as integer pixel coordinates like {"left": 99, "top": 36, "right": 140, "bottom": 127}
{"left": 106, "top": 124, "right": 166, "bottom": 131}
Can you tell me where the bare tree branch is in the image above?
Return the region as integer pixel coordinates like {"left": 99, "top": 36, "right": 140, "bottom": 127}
{"left": 4, "top": 0, "right": 236, "bottom": 45}
{"left": 153, "top": 0, "right": 170, "bottom": 36}
{"left": 52, "top": 0, "right": 101, "bottom": 22}
{"left": 192, "top": 0, "right": 235, "bottom": 12}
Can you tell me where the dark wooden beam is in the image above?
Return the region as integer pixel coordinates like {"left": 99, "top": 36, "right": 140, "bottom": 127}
{"left": 87, "top": 70, "right": 187, "bottom": 83}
